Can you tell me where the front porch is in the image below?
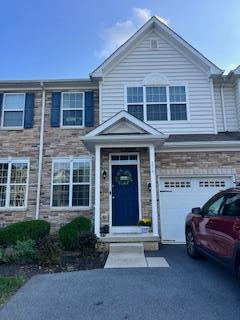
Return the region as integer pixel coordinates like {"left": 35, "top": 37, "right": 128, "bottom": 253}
{"left": 82, "top": 111, "right": 168, "bottom": 245}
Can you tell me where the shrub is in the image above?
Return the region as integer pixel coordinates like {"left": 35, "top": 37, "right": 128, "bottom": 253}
{"left": 59, "top": 216, "right": 92, "bottom": 251}
{"left": 0, "top": 220, "right": 50, "bottom": 246}
{"left": 37, "top": 235, "right": 61, "bottom": 266}
{"left": 76, "top": 231, "right": 98, "bottom": 253}
{"left": 0, "top": 240, "right": 37, "bottom": 264}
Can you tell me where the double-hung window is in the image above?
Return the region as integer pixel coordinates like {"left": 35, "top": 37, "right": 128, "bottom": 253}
{"left": 126, "top": 87, "right": 144, "bottom": 121}
{"left": 2, "top": 93, "right": 25, "bottom": 128}
{"left": 0, "top": 160, "right": 29, "bottom": 209}
{"left": 61, "top": 92, "right": 84, "bottom": 127}
{"left": 126, "top": 85, "right": 187, "bottom": 121}
{"left": 52, "top": 158, "right": 91, "bottom": 208}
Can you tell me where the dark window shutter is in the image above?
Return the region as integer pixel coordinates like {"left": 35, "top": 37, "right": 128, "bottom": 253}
{"left": 84, "top": 91, "right": 94, "bottom": 127}
{"left": 24, "top": 93, "right": 35, "bottom": 129}
{"left": 51, "top": 92, "right": 61, "bottom": 127}
{"left": 0, "top": 93, "right": 3, "bottom": 120}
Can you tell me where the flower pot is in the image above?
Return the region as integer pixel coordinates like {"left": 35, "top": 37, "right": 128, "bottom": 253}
{"left": 140, "top": 226, "right": 150, "bottom": 234}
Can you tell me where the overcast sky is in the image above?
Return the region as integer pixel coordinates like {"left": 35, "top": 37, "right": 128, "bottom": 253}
{"left": 0, "top": 0, "right": 239, "bottom": 79}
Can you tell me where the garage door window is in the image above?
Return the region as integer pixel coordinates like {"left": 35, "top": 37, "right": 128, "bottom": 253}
{"left": 164, "top": 181, "right": 191, "bottom": 188}
{"left": 199, "top": 180, "right": 226, "bottom": 188}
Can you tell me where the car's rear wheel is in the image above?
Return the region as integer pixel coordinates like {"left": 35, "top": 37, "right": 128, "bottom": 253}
{"left": 186, "top": 228, "right": 200, "bottom": 259}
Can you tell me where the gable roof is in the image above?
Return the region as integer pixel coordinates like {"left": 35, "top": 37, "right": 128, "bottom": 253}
{"left": 91, "top": 16, "right": 223, "bottom": 78}
{"left": 85, "top": 110, "right": 164, "bottom": 137}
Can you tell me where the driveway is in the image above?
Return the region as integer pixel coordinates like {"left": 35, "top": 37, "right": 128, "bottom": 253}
{"left": 1, "top": 245, "right": 240, "bottom": 320}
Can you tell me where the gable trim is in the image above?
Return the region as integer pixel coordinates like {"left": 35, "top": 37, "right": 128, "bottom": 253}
{"left": 91, "top": 16, "right": 222, "bottom": 78}
{"left": 84, "top": 110, "right": 164, "bottom": 137}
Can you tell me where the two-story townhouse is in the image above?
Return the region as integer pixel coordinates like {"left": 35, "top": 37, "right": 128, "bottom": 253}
{"left": 1, "top": 16, "right": 240, "bottom": 249}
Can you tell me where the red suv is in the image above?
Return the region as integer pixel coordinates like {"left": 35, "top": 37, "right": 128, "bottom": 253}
{"left": 185, "top": 188, "right": 240, "bottom": 282}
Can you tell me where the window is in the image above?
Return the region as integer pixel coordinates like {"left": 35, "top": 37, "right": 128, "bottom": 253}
{"left": 2, "top": 93, "right": 25, "bottom": 128}
{"left": 0, "top": 160, "right": 29, "bottom": 209}
{"left": 126, "top": 85, "right": 187, "bottom": 122}
{"left": 127, "top": 87, "right": 144, "bottom": 121}
{"left": 52, "top": 158, "right": 91, "bottom": 208}
{"left": 146, "top": 87, "right": 167, "bottom": 120}
{"left": 222, "top": 194, "right": 240, "bottom": 217}
{"left": 202, "top": 196, "right": 225, "bottom": 216}
{"left": 61, "top": 92, "right": 84, "bottom": 127}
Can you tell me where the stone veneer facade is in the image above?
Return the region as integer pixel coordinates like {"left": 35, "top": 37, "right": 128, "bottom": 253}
{"left": 1, "top": 86, "right": 240, "bottom": 233}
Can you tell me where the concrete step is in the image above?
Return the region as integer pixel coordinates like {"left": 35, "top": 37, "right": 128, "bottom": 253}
{"left": 109, "top": 242, "right": 144, "bottom": 254}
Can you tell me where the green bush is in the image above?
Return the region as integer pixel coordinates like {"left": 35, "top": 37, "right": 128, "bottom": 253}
{"left": 59, "top": 216, "right": 92, "bottom": 251}
{"left": 0, "top": 220, "right": 50, "bottom": 246}
{"left": 0, "top": 240, "right": 37, "bottom": 264}
{"left": 37, "top": 235, "right": 61, "bottom": 266}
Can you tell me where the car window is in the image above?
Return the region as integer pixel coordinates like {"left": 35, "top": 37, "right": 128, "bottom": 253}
{"left": 222, "top": 194, "right": 240, "bottom": 217}
{"left": 202, "top": 196, "right": 225, "bottom": 216}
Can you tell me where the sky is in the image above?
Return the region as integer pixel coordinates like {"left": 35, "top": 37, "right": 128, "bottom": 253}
{"left": 0, "top": 0, "right": 240, "bottom": 80}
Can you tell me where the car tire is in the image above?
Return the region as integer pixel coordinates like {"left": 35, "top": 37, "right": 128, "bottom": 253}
{"left": 186, "top": 228, "right": 200, "bottom": 259}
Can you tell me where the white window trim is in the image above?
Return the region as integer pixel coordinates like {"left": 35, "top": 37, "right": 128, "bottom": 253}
{"left": 50, "top": 156, "right": 92, "bottom": 210}
{"left": 0, "top": 158, "right": 30, "bottom": 211}
{"left": 60, "top": 92, "right": 85, "bottom": 129}
{"left": 124, "top": 83, "right": 190, "bottom": 123}
{"left": 1, "top": 93, "right": 25, "bottom": 129}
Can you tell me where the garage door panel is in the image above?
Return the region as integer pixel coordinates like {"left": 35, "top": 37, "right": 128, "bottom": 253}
{"left": 159, "top": 176, "right": 234, "bottom": 243}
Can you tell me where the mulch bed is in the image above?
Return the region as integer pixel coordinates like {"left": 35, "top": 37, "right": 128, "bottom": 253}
{"left": 0, "top": 251, "right": 108, "bottom": 278}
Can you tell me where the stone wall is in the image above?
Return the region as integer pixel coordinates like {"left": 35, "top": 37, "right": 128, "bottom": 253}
{"left": 39, "top": 89, "right": 99, "bottom": 230}
{"left": 0, "top": 90, "right": 42, "bottom": 225}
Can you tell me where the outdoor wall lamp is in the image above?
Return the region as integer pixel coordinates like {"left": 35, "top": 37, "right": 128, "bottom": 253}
{"left": 102, "top": 170, "right": 107, "bottom": 179}
{"left": 147, "top": 182, "right": 151, "bottom": 192}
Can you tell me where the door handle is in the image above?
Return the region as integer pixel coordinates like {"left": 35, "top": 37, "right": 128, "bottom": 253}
{"left": 112, "top": 196, "right": 115, "bottom": 199}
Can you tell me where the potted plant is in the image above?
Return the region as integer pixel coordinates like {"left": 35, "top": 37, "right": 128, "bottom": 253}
{"left": 137, "top": 218, "right": 152, "bottom": 234}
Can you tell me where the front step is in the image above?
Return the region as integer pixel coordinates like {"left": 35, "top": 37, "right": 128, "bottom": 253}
{"left": 104, "top": 243, "right": 147, "bottom": 268}
{"left": 100, "top": 233, "right": 160, "bottom": 251}
{"left": 109, "top": 243, "right": 144, "bottom": 254}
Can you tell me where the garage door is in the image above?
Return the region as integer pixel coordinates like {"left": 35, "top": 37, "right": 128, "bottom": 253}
{"left": 159, "top": 176, "right": 234, "bottom": 243}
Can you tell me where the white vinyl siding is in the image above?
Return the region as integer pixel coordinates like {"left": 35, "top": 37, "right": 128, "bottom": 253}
{"left": 223, "top": 84, "right": 239, "bottom": 131}
{"left": 213, "top": 83, "right": 225, "bottom": 132}
{"left": 234, "top": 80, "right": 240, "bottom": 130}
{"left": 101, "top": 30, "right": 215, "bottom": 134}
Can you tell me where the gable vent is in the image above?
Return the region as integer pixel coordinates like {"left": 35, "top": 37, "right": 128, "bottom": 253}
{"left": 150, "top": 39, "right": 158, "bottom": 49}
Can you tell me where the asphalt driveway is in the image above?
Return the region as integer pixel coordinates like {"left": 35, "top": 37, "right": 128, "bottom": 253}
{"left": 1, "top": 245, "right": 240, "bottom": 320}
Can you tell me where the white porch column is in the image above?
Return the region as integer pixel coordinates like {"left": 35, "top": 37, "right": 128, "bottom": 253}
{"left": 149, "top": 145, "right": 159, "bottom": 236}
{"left": 94, "top": 145, "right": 101, "bottom": 237}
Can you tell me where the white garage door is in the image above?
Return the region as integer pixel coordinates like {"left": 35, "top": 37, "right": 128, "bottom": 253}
{"left": 159, "top": 176, "right": 234, "bottom": 243}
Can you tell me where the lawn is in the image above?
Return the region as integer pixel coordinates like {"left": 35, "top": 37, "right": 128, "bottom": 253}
{"left": 0, "top": 276, "right": 25, "bottom": 306}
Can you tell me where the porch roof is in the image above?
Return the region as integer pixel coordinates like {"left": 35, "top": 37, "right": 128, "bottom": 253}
{"left": 82, "top": 110, "right": 168, "bottom": 150}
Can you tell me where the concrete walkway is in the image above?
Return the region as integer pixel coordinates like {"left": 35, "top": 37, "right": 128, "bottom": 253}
{"left": 104, "top": 243, "right": 170, "bottom": 268}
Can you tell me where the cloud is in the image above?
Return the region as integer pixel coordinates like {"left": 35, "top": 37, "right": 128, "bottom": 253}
{"left": 223, "top": 63, "right": 238, "bottom": 75}
{"left": 95, "top": 8, "right": 169, "bottom": 59}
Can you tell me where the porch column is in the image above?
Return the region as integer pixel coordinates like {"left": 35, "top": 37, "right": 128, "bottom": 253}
{"left": 149, "top": 145, "right": 159, "bottom": 236}
{"left": 94, "top": 145, "right": 101, "bottom": 237}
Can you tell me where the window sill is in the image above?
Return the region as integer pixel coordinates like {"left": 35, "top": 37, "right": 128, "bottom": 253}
{"left": 0, "top": 127, "right": 24, "bottom": 131}
{"left": 50, "top": 206, "right": 92, "bottom": 211}
{"left": 0, "top": 207, "right": 27, "bottom": 212}
{"left": 60, "top": 126, "right": 85, "bottom": 129}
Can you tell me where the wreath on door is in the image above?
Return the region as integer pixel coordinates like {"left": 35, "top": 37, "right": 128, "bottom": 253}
{"left": 115, "top": 169, "right": 133, "bottom": 186}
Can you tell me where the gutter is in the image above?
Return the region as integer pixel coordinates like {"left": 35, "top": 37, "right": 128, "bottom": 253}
{"left": 35, "top": 82, "right": 45, "bottom": 219}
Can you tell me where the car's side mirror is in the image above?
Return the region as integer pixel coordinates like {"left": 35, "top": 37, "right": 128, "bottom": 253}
{"left": 191, "top": 207, "right": 202, "bottom": 215}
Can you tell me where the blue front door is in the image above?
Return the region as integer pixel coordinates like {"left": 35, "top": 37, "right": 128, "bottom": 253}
{"left": 112, "top": 164, "right": 139, "bottom": 226}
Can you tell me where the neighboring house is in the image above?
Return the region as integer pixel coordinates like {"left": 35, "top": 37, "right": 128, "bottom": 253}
{"left": 0, "top": 16, "right": 240, "bottom": 248}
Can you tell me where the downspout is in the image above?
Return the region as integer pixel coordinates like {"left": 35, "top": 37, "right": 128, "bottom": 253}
{"left": 36, "top": 81, "right": 45, "bottom": 219}
{"left": 220, "top": 79, "right": 227, "bottom": 131}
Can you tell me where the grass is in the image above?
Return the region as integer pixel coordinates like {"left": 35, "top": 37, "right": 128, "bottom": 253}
{"left": 0, "top": 276, "right": 26, "bottom": 307}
